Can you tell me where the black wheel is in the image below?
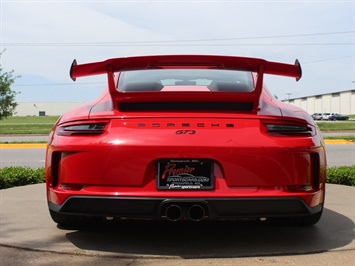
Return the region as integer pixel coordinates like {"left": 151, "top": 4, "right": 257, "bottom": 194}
{"left": 271, "top": 188, "right": 325, "bottom": 226}
{"left": 271, "top": 209, "right": 323, "bottom": 226}
{"left": 298, "top": 210, "right": 323, "bottom": 226}
{"left": 49, "top": 210, "right": 102, "bottom": 229}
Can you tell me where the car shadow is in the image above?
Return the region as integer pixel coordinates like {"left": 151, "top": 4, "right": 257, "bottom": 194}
{"left": 65, "top": 208, "right": 354, "bottom": 258}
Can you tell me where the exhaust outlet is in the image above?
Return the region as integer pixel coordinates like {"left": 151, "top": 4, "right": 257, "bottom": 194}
{"left": 188, "top": 204, "right": 206, "bottom": 221}
{"left": 165, "top": 204, "right": 183, "bottom": 221}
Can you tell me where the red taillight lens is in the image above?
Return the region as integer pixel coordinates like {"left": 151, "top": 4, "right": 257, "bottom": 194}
{"left": 287, "top": 184, "right": 313, "bottom": 192}
{"left": 56, "top": 121, "right": 108, "bottom": 136}
{"left": 262, "top": 120, "right": 315, "bottom": 137}
{"left": 59, "top": 183, "right": 84, "bottom": 191}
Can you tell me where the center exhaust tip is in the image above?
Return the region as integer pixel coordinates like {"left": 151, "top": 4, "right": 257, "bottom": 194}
{"left": 165, "top": 204, "right": 183, "bottom": 221}
{"left": 188, "top": 204, "right": 206, "bottom": 222}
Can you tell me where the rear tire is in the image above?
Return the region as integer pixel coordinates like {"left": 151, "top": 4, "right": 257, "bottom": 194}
{"left": 274, "top": 187, "right": 325, "bottom": 226}
{"left": 271, "top": 206, "right": 323, "bottom": 226}
{"left": 49, "top": 210, "right": 102, "bottom": 229}
{"left": 299, "top": 210, "right": 323, "bottom": 225}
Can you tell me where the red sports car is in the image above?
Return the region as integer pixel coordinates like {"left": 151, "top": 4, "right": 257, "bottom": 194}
{"left": 45, "top": 55, "right": 326, "bottom": 227}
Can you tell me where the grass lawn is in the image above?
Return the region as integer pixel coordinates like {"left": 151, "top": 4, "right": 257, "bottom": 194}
{"left": 0, "top": 116, "right": 59, "bottom": 135}
{"left": 316, "top": 121, "right": 355, "bottom": 131}
{"left": 0, "top": 116, "right": 59, "bottom": 124}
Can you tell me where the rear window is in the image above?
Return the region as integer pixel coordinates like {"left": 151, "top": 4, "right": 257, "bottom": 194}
{"left": 117, "top": 69, "right": 254, "bottom": 92}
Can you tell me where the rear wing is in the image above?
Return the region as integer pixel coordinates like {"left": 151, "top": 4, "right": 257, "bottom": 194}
{"left": 69, "top": 55, "right": 302, "bottom": 112}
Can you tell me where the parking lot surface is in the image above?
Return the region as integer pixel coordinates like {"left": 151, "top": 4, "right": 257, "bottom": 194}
{"left": 0, "top": 183, "right": 354, "bottom": 265}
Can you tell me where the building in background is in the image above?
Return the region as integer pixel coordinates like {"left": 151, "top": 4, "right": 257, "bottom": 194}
{"left": 282, "top": 89, "right": 355, "bottom": 115}
{"left": 14, "top": 102, "right": 83, "bottom": 116}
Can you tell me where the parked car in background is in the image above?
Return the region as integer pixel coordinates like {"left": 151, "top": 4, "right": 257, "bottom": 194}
{"left": 321, "top": 113, "right": 333, "bottom": 120}
{"left": 328, "top": 113, "right": 350, "bottom": 121}
{"left": 311, "top": 113, "right": 323, "bottom": 120}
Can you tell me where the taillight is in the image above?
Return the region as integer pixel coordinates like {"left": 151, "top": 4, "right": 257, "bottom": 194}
{"left": 287, "top": 184, "right": 313, "bottom": 192}
{"left": 262, "top": 120, "right": 315, "bottom": 137}
{"left": 56, "top": 121, "right": 108, "bottom": 136}
{"left": 59, "top": 183, "right": 84, "bottom": 191}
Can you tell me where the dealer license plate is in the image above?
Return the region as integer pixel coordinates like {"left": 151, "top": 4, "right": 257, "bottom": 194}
{"left": 157, "top": 159, "right": 214, "bottom": 190}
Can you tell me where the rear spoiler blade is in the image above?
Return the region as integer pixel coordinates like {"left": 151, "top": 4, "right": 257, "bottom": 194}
{"left": 69, "top": 55, "right": 302, "bottom": 112}
{"left": 70, "top": 55, "right": 302, "bottom": 81}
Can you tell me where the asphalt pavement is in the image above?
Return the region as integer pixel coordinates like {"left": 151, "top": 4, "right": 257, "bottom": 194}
{"left": 0, "top": 183, "right": 354, "bottom": 265}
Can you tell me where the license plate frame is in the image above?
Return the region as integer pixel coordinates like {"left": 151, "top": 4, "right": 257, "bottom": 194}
{"left": 156, "top": 159, "right": 214, "bottom": 190}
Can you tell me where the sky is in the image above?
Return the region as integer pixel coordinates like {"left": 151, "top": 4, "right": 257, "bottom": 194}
{"left": 0, "top": 0, "right": 354, "bottom": 103}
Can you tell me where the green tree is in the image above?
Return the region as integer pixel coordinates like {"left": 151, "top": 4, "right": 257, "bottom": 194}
{"left": 0, "top": 50, "right": 19, "bottom": 119}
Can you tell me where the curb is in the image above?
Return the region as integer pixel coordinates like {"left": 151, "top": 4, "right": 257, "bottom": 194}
{"left": 324, "top": 139, "right": 354, "bottom": 144}
{"left": 0, "top": 143, "right": 47, "bottom": 149}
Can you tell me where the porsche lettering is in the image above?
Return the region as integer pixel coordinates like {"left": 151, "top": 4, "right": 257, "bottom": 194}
{"left": 137, "top": 123, "right": 234, "bottom": 128}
